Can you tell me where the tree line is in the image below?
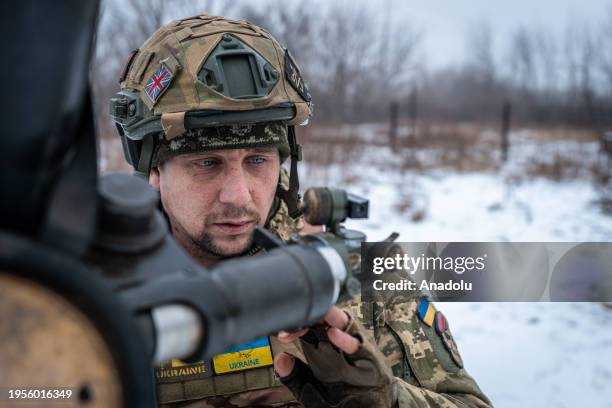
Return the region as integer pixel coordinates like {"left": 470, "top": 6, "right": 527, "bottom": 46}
{"left": 93, "top": 0, "right": 612, "bottom": 142}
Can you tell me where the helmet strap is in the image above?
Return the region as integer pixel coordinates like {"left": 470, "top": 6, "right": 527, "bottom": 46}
{"left": 135, "top": 135, "right": 157, "bottom": 178}
{"left": 276, "top": 125, "right": 303, "bottom": 219}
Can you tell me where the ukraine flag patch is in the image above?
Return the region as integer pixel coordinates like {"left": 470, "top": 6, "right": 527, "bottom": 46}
{"left": 213, "top": 337, "right": 273, "bottom": 375}
{"left": 418, "top": 298, "right": 436, "bottom": 327}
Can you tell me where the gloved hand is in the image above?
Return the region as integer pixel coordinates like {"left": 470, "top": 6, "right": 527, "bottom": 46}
{"left": 274, "top": 306, "right": 397, "bottom": 408}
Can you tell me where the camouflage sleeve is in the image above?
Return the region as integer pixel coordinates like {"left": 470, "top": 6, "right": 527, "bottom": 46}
{"left": 394, "top": 379, "right": 492, "bottom": 408}
{"left": 356, "top": 297, "right": 492, "bottom": 408}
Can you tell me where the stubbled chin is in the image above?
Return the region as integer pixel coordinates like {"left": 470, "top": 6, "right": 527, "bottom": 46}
{"left": 213, "top": 235, "right": 252, "bottom": 256}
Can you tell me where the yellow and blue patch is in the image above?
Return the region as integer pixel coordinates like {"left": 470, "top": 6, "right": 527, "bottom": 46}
{"left": 213, "top": 337, "right": 273, "bottom": 375}
{"left": 418, "top": 298, "right": 437, "bottom": 327}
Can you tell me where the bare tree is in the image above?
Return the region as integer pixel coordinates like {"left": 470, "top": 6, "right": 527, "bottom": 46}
{"left": 599, "top": 6, "right": 612, "bottom": 99}
{"left": 239, "top": 0, "right": 422, "bottom": 123}
{"left": 562, "top": 20, "right": 600, "bottom": 125}
{"left": 466, "top": 20, "right": 496, "bottom": 89}
{"left": 507, "top": 25, "right": 537, "bottom": 99}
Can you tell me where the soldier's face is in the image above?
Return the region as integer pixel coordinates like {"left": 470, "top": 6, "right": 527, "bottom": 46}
{"left": 149, "top": 147, "right": 280, "bottom": 265}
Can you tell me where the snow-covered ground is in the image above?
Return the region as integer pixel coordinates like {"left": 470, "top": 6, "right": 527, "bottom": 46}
{"left": 442, "top": 302, "right": 612, "bottom": 408}
{"left": 301, "top": 129, "right": 612, "bottom": 242}
{"left": 340, "top": 170, "right": 612, "bottom": 242}
{"left": 300, "top": 127, "right": 612, "bottom": 407}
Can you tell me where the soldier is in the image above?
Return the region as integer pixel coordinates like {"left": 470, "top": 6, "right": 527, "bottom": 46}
{"left": 110, "top": 14, "right": 492, "bottom": 408}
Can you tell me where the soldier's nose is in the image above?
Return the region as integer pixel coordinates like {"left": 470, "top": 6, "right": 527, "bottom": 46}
{"left": 218, "top": 169, "right": 252, "bottom": 207}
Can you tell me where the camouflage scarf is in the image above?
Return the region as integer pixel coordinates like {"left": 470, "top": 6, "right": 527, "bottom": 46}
{"left": 154, "top": 122, "right": 290, "bottom": 166}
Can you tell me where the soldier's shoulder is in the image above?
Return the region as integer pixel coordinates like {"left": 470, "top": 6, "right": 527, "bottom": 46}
{"left": 384, "top": 296, "right": 465, "bottom": 369}
{"left": 345, "top": 295, "right": 465, "bottom": 375}
{"left": 341, "top": 295, "right": 490, "bottom": 402}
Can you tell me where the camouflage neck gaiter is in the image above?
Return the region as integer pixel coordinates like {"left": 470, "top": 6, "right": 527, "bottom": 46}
{"left": 269, "top": 167, "right": 304, "bottom": 239}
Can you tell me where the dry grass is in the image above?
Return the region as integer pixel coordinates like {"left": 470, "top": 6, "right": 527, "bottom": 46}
{"left": 300, "top": 125, "right": 365, "bottom": 160}
{"left": 300, "top": 121, "right": 608, "bottom": 179}
{"left": 521, "top": 127, "right": 600, "bottom": 143}
{"left": 302, "top": 121, "right": 503, "bottom": 173}
{"left": 96, "top": 120, "right": 610, "bottom": 187}
{"left": 393, "top": 194, "right": 427, "bottom": 222}
{"left": 524, "top": 153, "right": 586, "bottom": 182}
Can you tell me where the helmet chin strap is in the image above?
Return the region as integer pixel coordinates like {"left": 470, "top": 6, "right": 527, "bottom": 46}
{"left": 137, "top": 134, "right": 157, "bottom": 178}
{"left": 276, "top": 125, "right": 303, "bottom": 220}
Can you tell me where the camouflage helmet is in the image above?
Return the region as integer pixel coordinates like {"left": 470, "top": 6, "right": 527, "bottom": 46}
{"left": 110, "top": 14, "right": 312, "bottom": 217}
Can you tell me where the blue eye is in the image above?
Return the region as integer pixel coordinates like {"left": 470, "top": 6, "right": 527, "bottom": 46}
{"left": 249, "top": 156, "right": 266, "bottom": 165}
{"left": 195, "top": 159, "right": 217, "bottom": 168}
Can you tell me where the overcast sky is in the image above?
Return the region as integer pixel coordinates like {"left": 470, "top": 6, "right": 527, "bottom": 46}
{"left": 394, "top": 0, "right": 612, "bottom": 68}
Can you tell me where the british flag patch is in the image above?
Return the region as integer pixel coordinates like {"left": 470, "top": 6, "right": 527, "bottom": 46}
{"left": 144, "top": 62, "right": 174, "bottom": 104}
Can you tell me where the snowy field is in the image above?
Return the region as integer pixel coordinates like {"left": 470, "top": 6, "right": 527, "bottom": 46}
{"left": 300, "top": 126, "right": 612, "bottom": 408}
{"left": 443, "top": 302, "right": 612, "bottom": 408}
{"left": 341, "top": 170, "right": 612, "bottom": 242}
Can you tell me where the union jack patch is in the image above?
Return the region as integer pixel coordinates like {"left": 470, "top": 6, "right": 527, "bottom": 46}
{"left": 144, "top": 62, "right": 174, "bottom": 104}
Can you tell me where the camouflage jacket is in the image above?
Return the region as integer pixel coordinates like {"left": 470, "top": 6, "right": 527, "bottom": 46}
{"left": 157, "top": 180, "right": 491, "bottom": 408}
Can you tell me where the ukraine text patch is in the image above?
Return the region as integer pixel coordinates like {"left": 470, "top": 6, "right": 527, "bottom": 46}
{"left": 144, "top": 62, "right": 174, "bottom": 104}
{"left": 155, "top": 359, "right": 213, "bottom": 383}
{"left": 213, "top": 337, "right": 273, "bottom": 375}
{"left": 418, "top": 298, "right": 436, "bottom": 327}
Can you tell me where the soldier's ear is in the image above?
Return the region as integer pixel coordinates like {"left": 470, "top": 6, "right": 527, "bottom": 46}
{"left": 149, "top": 167, "right": 160, "bottom": 191}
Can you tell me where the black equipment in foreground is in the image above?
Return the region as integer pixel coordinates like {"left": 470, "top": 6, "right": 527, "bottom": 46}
{"left": 0, "top": 2, "right": 389, "bottom": 407}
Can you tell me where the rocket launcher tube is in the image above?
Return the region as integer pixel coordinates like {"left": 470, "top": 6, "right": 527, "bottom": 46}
{"left": 123, "top": 241, "right": 348, "bottom": 363}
